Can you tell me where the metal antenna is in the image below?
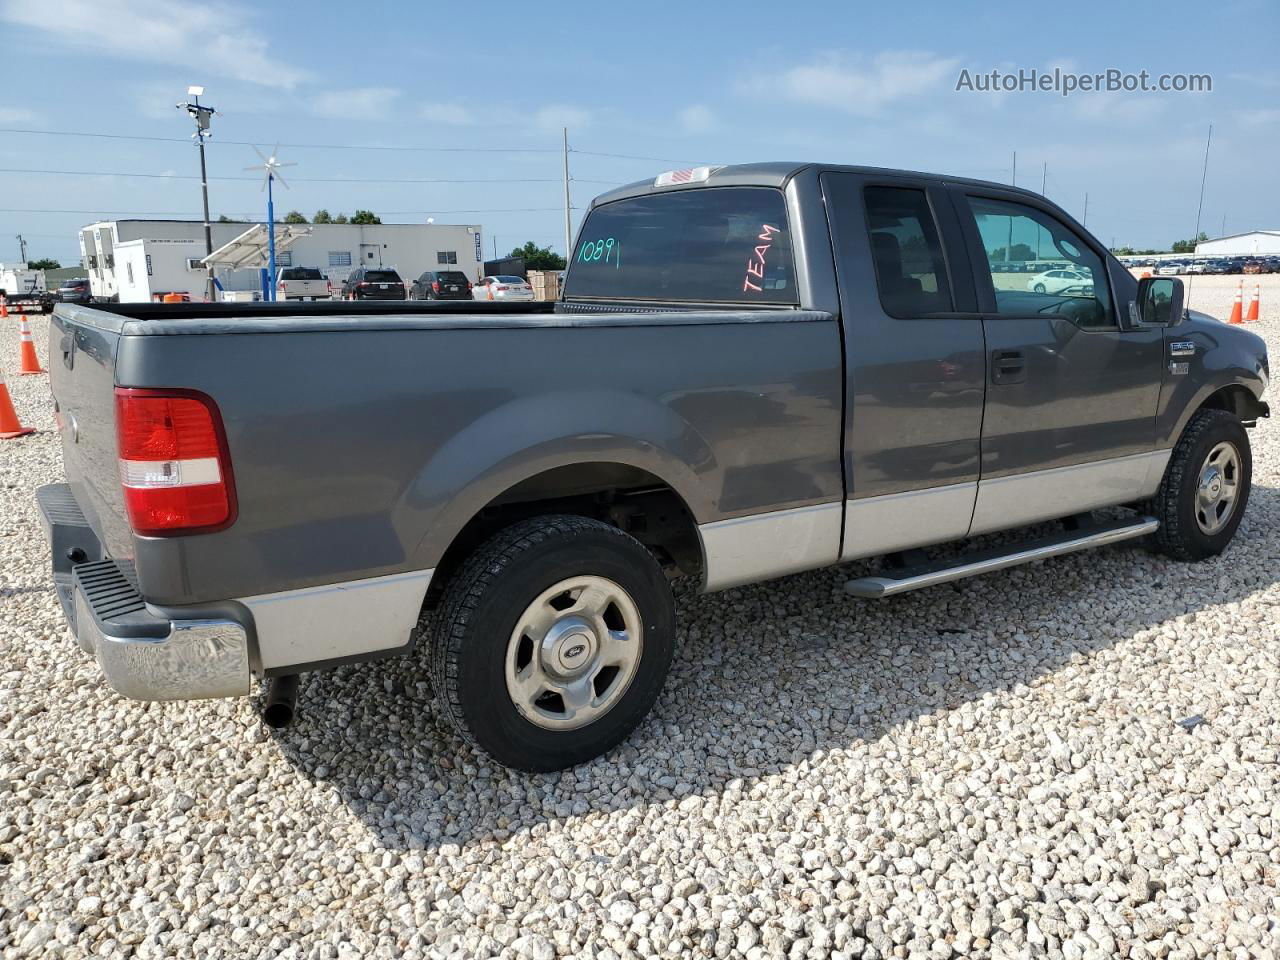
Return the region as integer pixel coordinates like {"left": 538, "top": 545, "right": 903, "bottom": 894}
{"left": 1187, "top": 124, "right": 1213, "bottom": 311}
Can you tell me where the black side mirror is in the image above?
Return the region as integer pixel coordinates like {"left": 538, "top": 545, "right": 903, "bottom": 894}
{"left": 1134, "top": 276, "right": 1184, "bottom": 327}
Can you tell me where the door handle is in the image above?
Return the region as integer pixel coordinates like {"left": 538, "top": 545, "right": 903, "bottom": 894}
{"left": 991, "top": 349, "right": 1025, "bottom": 384}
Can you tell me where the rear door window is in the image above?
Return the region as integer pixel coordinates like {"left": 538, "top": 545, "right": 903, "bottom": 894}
{"left": 862, "top": 186, "right": 953, "bottom": 318}
{"left": 563, "top": 187, "right": 796, "bottom": 304}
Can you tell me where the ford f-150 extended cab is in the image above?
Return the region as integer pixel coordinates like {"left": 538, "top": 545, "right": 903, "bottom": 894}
{"left": 39, "top": 162, "right": 1269, "bottom": 771}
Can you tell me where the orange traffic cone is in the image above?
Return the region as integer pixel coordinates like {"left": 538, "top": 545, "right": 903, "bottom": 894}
{"left": 1228, "top": 281, "right": 1243, "bottom": 325}
{"left": 0, "top": 297, "right": 8, "bottom": 320}
{"left": 1246, "top": 282, "right": 1260, "bottom": 322}
{"left": 17, "top": 316, "right": 44, "bottom": 374}
{"left": 0, "top": 367, "right": 35, "bottom": 438}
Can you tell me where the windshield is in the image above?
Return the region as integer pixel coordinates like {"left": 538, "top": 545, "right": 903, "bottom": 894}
{"left": 494, "top": 275, "right": 525, "bottom": 283}
{"left": 436, "top": 272, "right": 468, "bottom": 283}
{"left": 281, "top": 267, "right": 323, "bottom": 280}
{"left": 365, "top": 270, "right": 401, "bottom": 282}
{"left": 563, "top": 186, "right": 796, "bottom": 304}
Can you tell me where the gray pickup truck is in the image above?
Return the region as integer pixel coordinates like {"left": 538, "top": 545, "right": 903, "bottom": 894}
{"left": 39, "top": 162, "right": 1269, "bottom": 771}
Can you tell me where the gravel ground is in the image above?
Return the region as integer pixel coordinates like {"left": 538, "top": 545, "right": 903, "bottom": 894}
{"left": 2, "top": 278, "right": 1279, "bottom": 960}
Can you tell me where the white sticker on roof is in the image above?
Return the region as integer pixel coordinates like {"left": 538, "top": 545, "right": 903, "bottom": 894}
{"left": 654, "top": 166, "right": 718, "bottom": 187}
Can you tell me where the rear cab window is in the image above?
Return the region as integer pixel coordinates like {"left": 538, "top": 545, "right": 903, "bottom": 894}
{"left": 563, "top": 186, "right": 797, "bottom": 304}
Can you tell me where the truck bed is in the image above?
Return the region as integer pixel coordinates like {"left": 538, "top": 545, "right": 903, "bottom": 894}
{"left": 49, "top": 299, "right": 843, "bottom": 617}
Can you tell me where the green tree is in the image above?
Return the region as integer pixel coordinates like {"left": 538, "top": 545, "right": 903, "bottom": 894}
{"left": 28, "top": 258, "right": 60, "bottom": 270}
{"left": 313, "top": 209, "right": 333, "bottom": 224}
{"left": 334, "top": 213, "right": 350, "bottom": 224}
{"left": 216, "top": 214, "right": 246, "bottom": 223}
{"left": 350, "top": 210, "right": 381, "bottom": 225}
{"left": 508, "top": 240, "right": 566, "bottom": 271}
{"left": 284, "top": 210, "right": 308, "bottom": 224}
{"left": 1172, "top": 232, "right": 1209, "bottom": 254}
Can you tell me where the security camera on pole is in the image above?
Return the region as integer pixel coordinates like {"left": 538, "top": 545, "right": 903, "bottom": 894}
{"left": 177, "top": 85, "right": 218, "bottom": 302}
{"left": 245, "top": 146, "right": 295, "bottom": 302}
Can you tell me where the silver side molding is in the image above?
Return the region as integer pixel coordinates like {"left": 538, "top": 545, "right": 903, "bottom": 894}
{"left": 845, "top": 517, "right": 1159, "bottom": 599}
{"left": 243, "top": 569, "right": 434, "bottom": 670}
{"left": 699, "top": 501, "right": 842, "bottom": 592}
{"left": 968, "top": 449, "right": 1171, "bottom": 536}
{"left": 842, "top": 481, "right": 977, "bottom": 561}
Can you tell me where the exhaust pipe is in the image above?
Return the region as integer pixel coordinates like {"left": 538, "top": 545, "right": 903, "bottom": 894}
{"left": 262, "top": 674, "right": 300, "bottom": 728}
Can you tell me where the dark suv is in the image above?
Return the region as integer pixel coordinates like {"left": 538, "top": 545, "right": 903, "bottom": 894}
{"left": 340, "top": 268, "right": 406, "bottom": 301}
{"left": 409, "top": 270, "right": 472, "bottom": 301}
{"left": 55, "top": 278, "right": 93, "bottom": 304}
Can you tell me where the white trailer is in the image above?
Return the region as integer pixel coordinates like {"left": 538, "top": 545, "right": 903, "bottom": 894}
{"left": 0, "top": 262, "right": 52, "bottom": 312}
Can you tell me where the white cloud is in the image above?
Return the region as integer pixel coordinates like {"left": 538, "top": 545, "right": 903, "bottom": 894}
{"left": 1236, "top": 107, "right": 1280, "bottom": 127}
{"left": 310, "top": 87, "right": 400, "bottom": 120}
{"left": 765, "top": 50, "right": 961, "bottom": 115}
{"left": 678, "top": 105, "right": 717, "bottom": 134}
{"left": 0, "top": 106, "right": 35, "bottom": 124}
{"left": 418, "top": 102, "right": 474, "bottom": 125}
{"left": 532, "top": 104, "right": 593, "bottom": 131}
{"left": 0, "top": 0, "right": 309, "bottom": 89}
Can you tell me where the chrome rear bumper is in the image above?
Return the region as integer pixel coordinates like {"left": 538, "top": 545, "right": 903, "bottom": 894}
{"left": 38, "top": 483, "right": 251, "bottom": 701}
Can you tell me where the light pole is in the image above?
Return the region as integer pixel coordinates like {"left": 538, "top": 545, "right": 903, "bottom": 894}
{"left": 177, "top": 85, "right": 217, "bottom": 301}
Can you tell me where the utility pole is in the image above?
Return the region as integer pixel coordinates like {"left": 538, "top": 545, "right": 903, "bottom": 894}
{"left": 1011, "top": 150, "right": 1017, "bottom": 186}
{"left": 1083, "top": 193, "right": 1089, "bottom": 227}
{"left": 15, "top": 234, "right": 27, "bottom": 263}
{"left": 178, "top": 85, "right": 217, "bottom": 302}
{"left": 562, "top": 128, "right": 573, "bottom": 261}
{"left": 1041, "top": 162, "right": 1047, "bottom": 196}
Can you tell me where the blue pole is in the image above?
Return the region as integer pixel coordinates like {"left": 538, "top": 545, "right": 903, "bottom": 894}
{"left": 266, "top": 172, "right": 277, "bottom": 302}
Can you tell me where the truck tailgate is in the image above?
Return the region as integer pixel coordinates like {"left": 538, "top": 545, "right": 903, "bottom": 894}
{"left": 48, "top": 307, "right": 135, "bottom": 565}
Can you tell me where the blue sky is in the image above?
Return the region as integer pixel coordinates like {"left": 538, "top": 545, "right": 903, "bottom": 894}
{"left": 1, "top": 0, "right": 1277, "bottom": 265}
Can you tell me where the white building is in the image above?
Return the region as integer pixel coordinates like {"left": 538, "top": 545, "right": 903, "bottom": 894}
{"left": 1195, "top": 231, "right": 1280, "bottom": 257}
{"left": 78, "top": 219, "right": 485, "bottom": 302}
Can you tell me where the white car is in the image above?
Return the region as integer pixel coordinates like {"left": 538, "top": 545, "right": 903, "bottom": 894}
{"left": 474, "top": 275, "right": 535, "bottom": 302}
{"left": 1027, "top": 269, "right": 1093, "bottom": 294}
{"left": 1154, "top": 263, "right": 1184, "bottom": 276}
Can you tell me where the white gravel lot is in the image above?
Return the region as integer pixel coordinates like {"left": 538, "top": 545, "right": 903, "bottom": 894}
{"left": 2, "top": 278, "right": 1279, "bottom": 959}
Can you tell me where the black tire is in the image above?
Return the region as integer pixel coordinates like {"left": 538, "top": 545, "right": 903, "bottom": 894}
{"left": 1149, "top": 408, "right": 1251, "bottom": 561}
{"left": 1033, "top": 283, "right": 1047, "bottom": 293}
{"left": 429, "top": 515, "right": 676, "bottom": 772}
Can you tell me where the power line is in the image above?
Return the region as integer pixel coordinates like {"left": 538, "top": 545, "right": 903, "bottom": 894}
{"left": 0, "top": 206, "right": 575, "bottom": 216}
{"left": 0, "top": 168, "right": 622, "bottom": 188}
{"left": 0, "top": 167, "right": 592, "bottom": 185}
{"left": 0, "top": 127, "right": 697, "bottom": 166}
{"left": 0, "top": 127, "right": 561, "bottom": 154}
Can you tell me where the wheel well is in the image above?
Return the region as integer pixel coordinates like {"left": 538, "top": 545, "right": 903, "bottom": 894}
{"left": 1198, "top": 384, "right": 1267, "bottom": 425}
{"left": 424, "top": 463, "right": 702, "bottom": 608}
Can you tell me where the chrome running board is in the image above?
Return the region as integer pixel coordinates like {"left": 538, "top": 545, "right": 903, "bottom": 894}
{"left": 844, "top": 516, "right": 1159, "bottom": 599}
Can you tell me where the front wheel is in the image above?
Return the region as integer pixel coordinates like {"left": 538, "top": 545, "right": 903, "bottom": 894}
{"left": 1149, "top": 408, "right": 1252, "bottom": 561}
{"left": 429, "top": 516, "right": 676, "bottom": 771}
{"left": 1033, "top": 283, "right": 1047, "bottom": 293}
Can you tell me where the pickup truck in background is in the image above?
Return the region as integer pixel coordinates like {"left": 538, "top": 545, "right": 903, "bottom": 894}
{"left": 40, "top": 162, "right": 1269, "bottom": 771}
{"left": 276, "top": 266, "right": 331, "bottom": 301}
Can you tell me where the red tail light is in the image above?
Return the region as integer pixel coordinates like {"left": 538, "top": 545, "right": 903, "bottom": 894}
{"left": 327, "top": 280, "right": 333, "bottom": 294}
{"left": 432, "top": 281, "right": 440, "bottom": 292}
{"left": 115, "top": 388, "right": 236, "bottom": 535}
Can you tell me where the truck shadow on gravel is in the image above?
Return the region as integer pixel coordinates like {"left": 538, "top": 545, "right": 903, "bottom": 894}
{"left": 268, "top": 490, "right": 1279, "bottom": 852}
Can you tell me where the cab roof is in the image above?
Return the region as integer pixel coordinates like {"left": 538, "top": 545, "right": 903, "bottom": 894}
{"left": 590, "top": 161, "right": 1052, "bottom": 209}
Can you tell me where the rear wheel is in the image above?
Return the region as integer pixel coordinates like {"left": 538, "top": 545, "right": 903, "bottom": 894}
{"left": 1150, "top": 409, "right": 1251, "bottom": 561}
{"left": 429, "top": 516, "right": 675, "bottom": 771}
